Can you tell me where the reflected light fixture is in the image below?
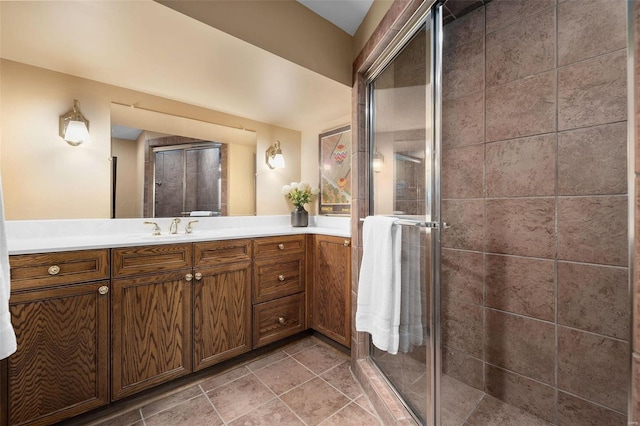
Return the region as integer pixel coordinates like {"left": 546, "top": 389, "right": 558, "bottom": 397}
{"left": 59, "top": 99, "right": 90, "bottom": 146}
{"left": 373, "top": 150, "right": 384, "bottom": 173}
{"left": 266, "top": 140, "right": 285, "bottom": 169}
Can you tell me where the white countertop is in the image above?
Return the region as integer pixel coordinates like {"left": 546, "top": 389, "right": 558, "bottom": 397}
{"left": 6, "top": 215, "right": 351, "bottom": 255}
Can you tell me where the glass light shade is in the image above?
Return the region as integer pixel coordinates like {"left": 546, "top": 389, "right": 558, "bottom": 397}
{"left": 60, "top": 100, "right": 90, "bottom": 146}
{"left": 64, "top": 120, "right": 90, "bottom": 145}
{"left": 372, "top": 152, "right": 384, "bottom": 173}
{"left": 265, "top": 140, "right": 285, "bottom": 169}
{"left": 269, "top": 153, "right": 286, "bottom": 169}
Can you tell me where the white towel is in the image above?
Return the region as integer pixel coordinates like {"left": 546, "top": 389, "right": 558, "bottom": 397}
{"left": 356, "top": 216, "right": 402, "bottom": 354}
{"left": 190, "top": 211, "right": 214, "bottom": 217}
{"left": 398, "top": 226, "right": 424, "bottom": 353}
{"left": 0, "top": 173, "right": 16, "bottom": 360}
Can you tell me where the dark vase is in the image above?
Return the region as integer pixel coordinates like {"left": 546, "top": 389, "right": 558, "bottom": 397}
{"left": 291, "top": 205, "right": 308, "bottom": 227}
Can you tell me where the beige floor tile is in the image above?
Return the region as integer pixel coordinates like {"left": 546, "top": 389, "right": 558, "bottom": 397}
{"left": 253, "top": 356, "right": 315, "bottom": 395}
{"left": 293, "top": 344, "right": 348, "bottom": 375}
{"left": 140, "top": 385, "right": 203, "bottom": 418}
{"left": 228, "top": 398, "right": 304, "bottom": 425}
{"left": 246, "top": 350, "right": 290, "bottom": 372}
{"left": 320, "top": 361, "right": 364, "bottom": 400}
{"left": 200, "top": 366, "right": 251, "bottom": 392}
{"left": 207, "top": 373, "right": 276, "bottom": 422}
{"left": 319, "top": 402, "right": 383, "bottom": 425}
{"left": 92, "top": 409, "right": 142, "bottom": 426}
{"left": 280, "top": 377, "right": 350, "bottom": 425}
{"left": 282, "top": 336, "right": 320, "bottom": 355}
{"left": 354, "top": 395, "right": 378, "bottom": 417}
{"left": 144, "top": 395, "right": 223, "bottom": 426}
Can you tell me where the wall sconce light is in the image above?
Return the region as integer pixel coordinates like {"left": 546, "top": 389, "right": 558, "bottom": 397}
{"left": 372, "top": 150, "right": 384, "bottom": 173}
{"left": 265, "top": 140, "right": 285, "bottom": 169}
{"left": 59, "top": 99, "right": 90, "bottom": 146}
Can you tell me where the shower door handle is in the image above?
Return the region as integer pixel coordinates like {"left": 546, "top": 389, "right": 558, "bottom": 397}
{"left": 422, "top": 222, "right": 449, "bottom": 229}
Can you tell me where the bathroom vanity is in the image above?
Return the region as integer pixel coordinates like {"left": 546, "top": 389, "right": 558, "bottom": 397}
{"left": 0, "top": 216, "right": 351, "bottom": 426}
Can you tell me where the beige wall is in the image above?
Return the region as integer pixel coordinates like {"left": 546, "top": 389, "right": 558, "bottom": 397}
{"left": 111, "top": 137, "right": 141, "bottom": 218}
{"left": 159, "top": 0, "right": 392, "bottom": 85}
{"left": 228, "top": 144, "right": 256, "bottom": 216}
{"left": 159, "top": 0, "right": 353, "bottom": 86}
{"left": 0, "top": 59, "right": 301, "bottom": 219}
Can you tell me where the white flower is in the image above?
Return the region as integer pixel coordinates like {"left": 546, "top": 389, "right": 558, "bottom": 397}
{"left": 290, "top": 182, "right": 299, "bottom": 190}
{"left": 311, "top": 187, "right": 319, "bottom": 195}
{"left": 281, "top": 185, "right": 292, "bottom": 195}
{"left": 299, "top": 182, "right": 310, "bottom": 191}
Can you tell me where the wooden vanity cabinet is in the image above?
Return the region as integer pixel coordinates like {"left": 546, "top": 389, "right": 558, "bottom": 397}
{"left": 111, "top": 244, "right": 193, "bottom": 400}
{"left": 192, "top": 240, "right": 252, "bottom": 370}
{"left": 5, "top": 250, "right": 110, "bottom": 426}
{"left": 311, "top": 235, "right": 351, "bottom": 347}
{"left": 252, "top": 235, "right": 307, "bottom": 348}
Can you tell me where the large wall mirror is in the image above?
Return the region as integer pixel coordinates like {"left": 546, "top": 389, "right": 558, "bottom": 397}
{"left": 111, "top": 103, "right": 256, "bottom": 219}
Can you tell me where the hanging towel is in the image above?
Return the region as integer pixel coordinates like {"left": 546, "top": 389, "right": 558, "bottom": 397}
{"left": 398, "top": 225, "right": 424, "bottom": 353}
{"left": 356, "top": 216, "right": 402, "bottom": 354}
{"left": 190, "top": 211, "right": 214, "bottom": 217}
{"left": 0, "top": 173, "right": 16, "bottom": 360}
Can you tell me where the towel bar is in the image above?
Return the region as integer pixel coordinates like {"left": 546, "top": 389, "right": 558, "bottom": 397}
{"left": 359, "top": 217, "right": 449, "bottom": 229}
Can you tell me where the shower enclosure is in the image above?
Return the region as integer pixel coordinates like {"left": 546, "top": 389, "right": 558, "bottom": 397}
{"left": 153, "top": 143, "right": 223, "bottom": 217}
{"left": 362, "top": 1, "right": 630, "bottom": 425}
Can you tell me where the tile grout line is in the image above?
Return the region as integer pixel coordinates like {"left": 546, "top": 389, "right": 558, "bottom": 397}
{"left": 250, "top": 362, "right": 315, "bottom": 425}
{"left": 199, "top": 384, "right": 227, "bottom": 425}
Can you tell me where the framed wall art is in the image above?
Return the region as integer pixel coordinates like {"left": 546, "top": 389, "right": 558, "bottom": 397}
{"left": 319, "top": 125, "right": 351, "bottom": 215}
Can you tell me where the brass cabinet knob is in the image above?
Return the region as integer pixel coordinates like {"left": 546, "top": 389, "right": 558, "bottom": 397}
{"left": 195, "top": 272, "right": 203, "bottom": 281}
{"left": 278, "top": 317, "right": 286, "bottom": 325}
{"left": 185, "top": 273, "right": 193, "bottom": 282}
{"left": 278, "top": 275, "right": 285, "bottom": 281}
{"left": 98, "top": 285, "right": 109, "bottom": 295}
{"left": 344, "top": 239, "right": 350, "bottom": 247}
{"left": 278, "top": 243, "right": 285, "bottom": 250}
{"left": 48, "top": 265, "right": 60, "bottom": 275}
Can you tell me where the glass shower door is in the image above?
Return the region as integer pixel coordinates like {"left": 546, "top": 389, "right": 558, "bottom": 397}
{"left": 153, "top": 144, "right": 222, "bottom": 217}
{"left": 368, "top": 11, "right": 437, "bottom": 425}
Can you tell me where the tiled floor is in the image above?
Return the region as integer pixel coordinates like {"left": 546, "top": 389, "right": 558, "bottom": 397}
{"left": 91, "top": 336, "right": 382, "bottom": 426}
{"left": 442, "top": 376, "right": 552, "bottom": 426}
{"left": 373, "top": 346, "right": 553, "bottom": 425}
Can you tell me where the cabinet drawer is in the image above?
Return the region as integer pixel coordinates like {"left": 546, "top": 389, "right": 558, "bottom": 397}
{"left": 253, "top": 293, "right": 305, "bottom": 348}
{"left": 10, "top": 249, "right": 110, "bottom": 291}
{"left": 254, "top": 255, "right": 305, "bottom": 303}
{"left": 253, "top": 235, "right": 306, "bottom": 259}
{"left": 112, "top": 244, "right": 192, "bottom": 277}
{"left": 194, "top": 239, "right": 252, "bottom": 268}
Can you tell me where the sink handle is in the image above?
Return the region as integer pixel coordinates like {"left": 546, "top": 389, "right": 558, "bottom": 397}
{"left": 143, "top": 221, "right": 161, "bottom": 236}
{"left": 185, "top": 220, "right": 199, "bottom": 234}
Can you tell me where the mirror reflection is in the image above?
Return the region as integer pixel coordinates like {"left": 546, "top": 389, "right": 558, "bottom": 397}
{"left": 111, "top": 103, "right": 256, "bottom": 218}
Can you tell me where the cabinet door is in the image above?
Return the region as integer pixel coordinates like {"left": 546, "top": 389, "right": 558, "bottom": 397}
{"left": 312, "top": 236, "right": 351, "bottom": 347}
{"left": 7, "top": 281, "right": 110, "bottom": 426}
{"left": 112, "top": 271, "right": 192, "bottom": 400}
{"left": 193, "top": 261, "right": 252, "bottom": 371}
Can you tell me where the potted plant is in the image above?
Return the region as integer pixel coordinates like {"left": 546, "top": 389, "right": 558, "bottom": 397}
{"left": 282, "top": 182, "right": 319, "bottom": 227}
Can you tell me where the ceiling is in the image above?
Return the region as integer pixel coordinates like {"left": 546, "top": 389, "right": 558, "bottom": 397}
{"left": 0, "top": 1, "right": 357, "bottom": 131}
{"left": 296, "top": 0, "right": 374, "bottom": 36}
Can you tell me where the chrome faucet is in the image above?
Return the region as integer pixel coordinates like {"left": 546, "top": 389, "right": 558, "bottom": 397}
{"left": 143, "top": 221, "right": 161, "bottom": 236}
{"left": 185, "top": 220, "right": 198, "bottom": 234}
{"left": 169, "top": 218, "right": 181, "bottom": 234}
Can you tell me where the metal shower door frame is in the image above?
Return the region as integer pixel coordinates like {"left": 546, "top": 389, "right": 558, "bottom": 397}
{"left": 364, "top": 1, "right": 444, "bottom": 424}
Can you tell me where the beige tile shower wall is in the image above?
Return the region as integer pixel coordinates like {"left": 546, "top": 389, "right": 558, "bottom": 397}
{"left": 441, "top": 1, "right": 629, "bottom": 425}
